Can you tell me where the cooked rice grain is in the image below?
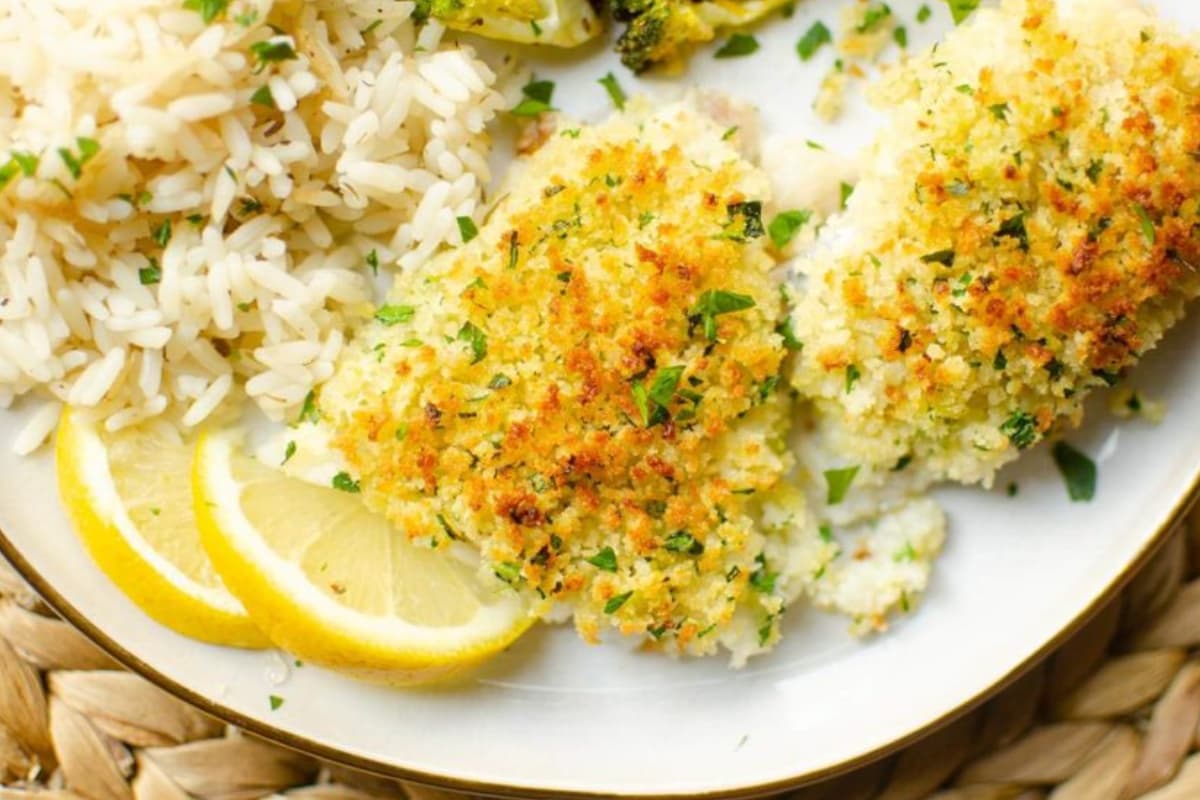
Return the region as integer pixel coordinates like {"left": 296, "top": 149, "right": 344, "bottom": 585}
{"left": 0, "top": 0, "right": 505, "bottom": 450}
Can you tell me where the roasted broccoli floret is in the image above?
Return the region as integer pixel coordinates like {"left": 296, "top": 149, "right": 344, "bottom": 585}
{"left": 420, "top": 0, "right": 602, "bottom": 47}
{"left": 611, "top": 0, "right": 791, "bottom": 72}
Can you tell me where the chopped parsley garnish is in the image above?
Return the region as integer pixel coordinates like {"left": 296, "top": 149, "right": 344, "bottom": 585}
{"left": 916, "top": 3, "right": 933, "bottom": 22}
{"left": 722, "top": 201, "right": 764, "bottom": 241}
{"left": 891, "top": 454, "right": 912, "bottom": 472}
{"left": 749, "top": 554, "right": 777, "bottom": 593}
{"left": 722, "top": 126, "right": 739, "bottom": 141}
{"left": 57, "top": 137, "right": 99, "bottom": 180}
{"left": 365, "top": 249, "right": 379, "bottom": 276}
{"left": 647, "top": 365, "right": 684, "bottom": 407}
{"left": 457, "top": 321, "right": 487, "bottom": 364}
{"left": 845, "top": 364, "right": 861, "bottom": 393}
{"left": 598, "top": 72, "right": 627, "bottom": 110}
{"left": 944, "top": 0, "right": 981, "bottom": 25}
{"left": 995, "top": 212, "right": 1029, "bottom": 251}
{"left": 823, "top": 466, "right": 860, "bottom": 505}
{"left": 856, "top": 2, "right": 892, "bottom": 33}
{"left": 250, "top": 39, "right": 298, "bottom": 68}
{"left": 1052, "top": 441, "right": 1097, "bottom": 502}
{"left": 893, "top": 26, "right": 908, "bottom": 48}
{"left": 506, "top": 230, "right": 519, "bottom": 270}
{"left": 586, "top": 547, "right": 618, "bottom": 572}
{"left": 797, "top": 21, "right": 832, "bottom": 61}
{"left": 1133, "top": 204, "right": 1156, "bottom": 245}
{"left": 250, "top": 85, "right": 275, "bottom": 108}
{"left": 775, "top": 316, "right": 803, "bottom": 351}
{"left": 768, "top": 209, "right": 812, "bottom": 249}
{"left": 920, "top": 249, "right": 955, "bottom": 266}
{"left": 488, "top": 373, "right": 513, "bottom": 390}
{"left": 1086, "top": 160, "right": 1104, "bottom": 184}
{"left": 993, "top": 350, "right": 1008, "bottom": 370}
{"left": 604, "top": 591, "right": 633, "bottom": 614}
{"left": 894, "top": 542, "right": 917, "bottom": 563}
{"left": 1000, "top": 410, "right": 1038, "bottom": 450}
{"left": 268, "top": 694, "right": 284, "bottom": 711}
{"left": 510, "top": 98, "right": 552, "bottom": 117}
{"left": 714, "top": 33, "right": 759, "bottom": 58}
{"left": 818, "top": 524, "right": 834, "bottom": 544}
{"left": 395, "top": 423, "right": 409, "bottom": 441}
{"left": 152, "top": 219, "right": 172, "bottom": 248}
{"left": 493, "top": 561, "right": 522, "bottom": 585}
{"left": 664, "top": 531, "right": 704, "bottom": 555}
{"left": 692, "top": 289, "right": 756, "bottom": 341}
{"left": 839, "top": 181, "right": 855, "bottom": 209}
{"left": 457, "top": 216, "right": 478, "bottom": 243}
{"left": 138, "top": 260, "right": 162, "bottom": 286}
{"left": 331, "top": 472, "right": 361, "bottom": 493}
{"left": 10, "top": 151, "right": 38, "bottom": 177}
{"left": 1007, "top": 482, "right": 1019, "bottom": 497}
{"left": 183, "top": 0, "right": 230, "bottom": 24}
{"left": 522, "top": 79, "right": 555, "bottom": 104}
{"left": 297, "top": 391, "right": 320, "bottom": 424}
{"left": 375, "top": 304, "right": 415, "bottom": 326}
{"left": 989, "top": 103, "right": 1010, "bottom": 122}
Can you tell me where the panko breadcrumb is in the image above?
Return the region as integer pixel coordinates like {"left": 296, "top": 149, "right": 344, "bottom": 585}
{"left": 317, "top": 101, "right": 806, "bottom": 658}
{"left": 792, "top": 0, "right": 1200, "bottom": 486}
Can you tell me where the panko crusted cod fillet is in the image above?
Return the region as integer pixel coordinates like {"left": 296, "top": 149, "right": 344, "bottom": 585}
{"left": 791, "top": 0, "right": 1200, "bottom": 487}
{"left": 314, "top": 101, "right": 812, "bottom": 660}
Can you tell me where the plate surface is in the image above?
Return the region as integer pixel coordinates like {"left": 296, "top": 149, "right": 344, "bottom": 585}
{"left": 3, "top": 1, "right": 1200, "bottom": 796}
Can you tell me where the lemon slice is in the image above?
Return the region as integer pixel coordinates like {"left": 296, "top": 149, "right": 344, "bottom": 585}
{"left": 55, "top": 409, "right": 267, "bottom": 648}
{"left": 192, "top": 430, "right": 534, "bottom": 683}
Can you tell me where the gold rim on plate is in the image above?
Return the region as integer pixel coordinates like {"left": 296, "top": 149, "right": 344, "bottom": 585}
{"left": 1, "top": 473, "right": 1197, "bottom": 799}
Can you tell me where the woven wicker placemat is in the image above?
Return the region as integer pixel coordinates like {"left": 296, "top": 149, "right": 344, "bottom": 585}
{"left": 2, "top": 509, "right": 1200, "bottom": 800}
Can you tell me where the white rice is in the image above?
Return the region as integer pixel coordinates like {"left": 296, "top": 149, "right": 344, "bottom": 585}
{"left": 0, "top": 0, "right": 507, "bottom": 452}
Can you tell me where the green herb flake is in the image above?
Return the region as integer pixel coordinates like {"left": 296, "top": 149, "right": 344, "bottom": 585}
{"left": 768, "top": 209, "right": 812, "bottom": 249}
{"left": 521, "top": 79, "right": 555, "bottom": 104}
{"left": 506, "top": 231, "right": 519, "bottom": 270}
{"left": 281, "top": 441, "right": 297, "bottom": 465}
{"left": 488, "top": 373, "right": 513, "bottom": 390}
{"left": 893, "top": 25, "right": 908, "bottom": 48}
{"left": 916, "top": 3, "right": 932, "bottom": 22}
{"left": 775, "top": 316, "right": 803, "bottom": 351}
{"left": 138, "top": 260, "right": 162, "bottom": 286}
{"left": 510, "top": 98, "right": 553, "bottom": 117}
{"left": 331, "top": 472, "right": 361, "bottom": 493}
{"left": 995, "top": 212, "right": 1029, "bottom": 251}
{"left": 182, "top": 0, "right": 230, "bottom": 24}
{"left": 604, "top": 591, "right": 633, "bottom": 614}
{"left": 714, "top": 33, "right": 759, "bottom": 59}
{"left": 944, "top": 0, "right": 981, "bottom": 25}
{"left": 250, "top": 85, "right": 275, "bottom": 108}
{"left": 1133, "top": 204, "right": 1156, "bottom": 245}
{"left": 10, "top": 151, "right": 38, "bottom": 177}
{"left": 664, "top": 531, "right": 704, "bottom": 555}
{"left": 692, "top": 289, "right": 756, "bottom": 341}
{"left": 722, "top": 126, "right": 739, "bottom": 141}
{"left": 839, "top": 181, "right": 855, "bottom": 209}
{"left": 268, "top": 694, "right": 284, "bottom": 711}
{"left": 457, "top": 321, "right": 487, "bottom": 364}
{"left": 250, "top": 39, "right": 298, "bottom": 66}
{"left": 988, "top": 103, "right": 1010, "bottom": 122}
{"left": 365, "top": 249, "right": 380, "bottom": 276}
{"left": 1000, "top": 410, "right": 1038, "bottom": 450}
{"left": 297, "top": 391, "right": 320, "bottom": 424}
{"left": 749, "top": 554, "right": 777, "bottom": 593}
{"left": 492, "top": 561, "right": 521, "bottom": 585}
{"left": 1052, "top": 441, "right": 1096, "bottom": 502}
{"left": 457, "top": 216, "right": 479, "bottom": 243}
{"left": 394, "top": 422, "right": 409, "bottom": 441}
{"left": 797, "top": 21, "right": 832, "bottom": 61}
{"left": 823, "top": 466, "right": 860, "bottom": 505}
{"left": 587, "top": 546, "right": 618, "bottom": 572}
{"left": 723, "top": 201, "right": 765, "bottom": 241}
{"left": 152, "top": 219, "right": 172, "bottom": 248}
{"left": 630, "top": 381, "right": 652, "bottom": 426}
{"left": 375, "top": 304, "right": 416, "bottom": 326}
{"left": 894, "top": 542, "right": 917, "bottom": 563}
{"left": 818, "top": 524, "right": 834, "bottom": 544}
{"left": 560, "top": 128, "right": 581, "bottom": 138}
{"left": 648, "top": 365, "right": 684, "bottom": 407}
{"left": 845, "top": 364, "right": 861, "bottom": 393}
{"left": 598, "top": 72, "right": 627, "bottom": 110}
{"left": 857, "top": 2, "right": 892, "bottom": 33}
{"left": 57, "top": 137, "right": 100, "bottom": 180}
{"left": 1007, "top": 482, "right": 1019, "bottom": 497}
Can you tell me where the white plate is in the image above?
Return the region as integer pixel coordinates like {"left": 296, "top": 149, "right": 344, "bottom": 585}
{"left": 3, "top": 1, "right": 1200, "bottom": 796}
